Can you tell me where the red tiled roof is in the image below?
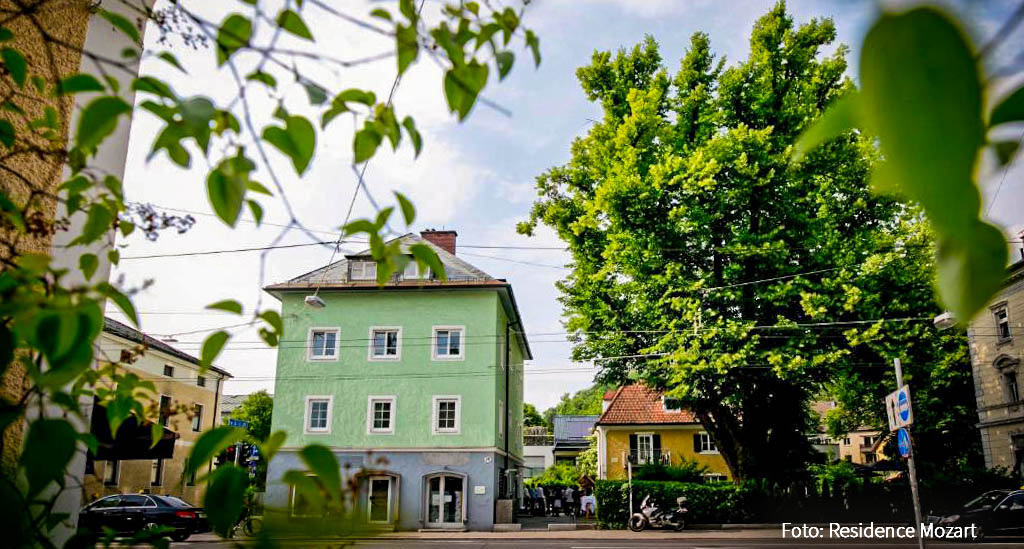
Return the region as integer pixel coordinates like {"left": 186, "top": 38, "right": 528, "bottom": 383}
{"left": 603, "top": 389, "right": 619, "bottom": 401}
{"left": 596, "top": 384, "right": 698, "bottom": 425}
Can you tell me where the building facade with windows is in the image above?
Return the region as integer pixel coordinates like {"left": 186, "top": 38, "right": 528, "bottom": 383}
{"left": 264, "top": 231, "right": 531, "bottom": 530}
{"left": 594, "top": 385, "right": 730, "bottom": 481}
{"left": 82, "top": 318, "right": 232, "bottom": 505}
{"left": 968, "top": 258, "right": 1024, "bottom": 481}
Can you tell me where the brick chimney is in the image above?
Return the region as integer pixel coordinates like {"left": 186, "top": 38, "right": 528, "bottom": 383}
{"left": 420, "top": 229, "right": 457, "bottom": 255}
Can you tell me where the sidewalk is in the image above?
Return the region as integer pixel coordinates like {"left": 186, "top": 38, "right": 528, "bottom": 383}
{"left": 187, "top": 527, "right": 786, "bottom": 543}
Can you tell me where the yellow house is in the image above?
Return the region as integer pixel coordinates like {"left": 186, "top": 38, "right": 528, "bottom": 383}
{"left": 595, "top": 385, "right": 731, "bottom": 481}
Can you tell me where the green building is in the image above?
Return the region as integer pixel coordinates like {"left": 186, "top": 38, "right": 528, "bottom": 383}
{"left": 264, "top": 231, "right": 531, "bottom": 530}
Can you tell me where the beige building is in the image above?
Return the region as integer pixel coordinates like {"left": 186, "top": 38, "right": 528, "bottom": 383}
{"left": 809, "top": 401, "right": 886, "bottom": 464}
{"left": 968, "top": 257, "right": 1024, "bottom": 481}
{"left": 82, "top": 318, "right": 231, "bottom": 505}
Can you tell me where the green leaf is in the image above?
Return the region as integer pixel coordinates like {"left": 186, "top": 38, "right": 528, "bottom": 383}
{"left": 936, "top": 223, "right": 1009, "bottom": 324}
{"left": 79, "top": 253, "right": 98, "bottom": 280}
{"left": 246, "top": 70, "right": 277, "bottom": 88}
{"left": 342, "top": 219, "right": 376, "bottom": 236}
{"left": 216, "top": 14, "right": 252, "bottom": 66}
{"left": 206, "top": 154, "right": 253, "bottom": 226}
{"left": 299, "top": 445, "right": 342, "bottom": 503}
{"left": 525, "top": 29, "right": 541, "bottom": 66}
{"left": 2, "top": 47, "right": 27, "bottom": 88}
{"left": 99, "top": 9, "right": 141, "bottom": 43}
{"left": 97, "top": 282, "right": 138, "bottom": 326}
{"left": 157, "top": 51, "right": 187, "bottom": 73}
{"left": 204, "top": 466, "right": 248, "bottom": 537}
{"left": 495, "top": 50, "right": 514, "bottom": 80}
{"left": 76, "top": 96, "right": 132, "bottom": 150}
{"left": 792, "top": 92, "right": 859, "bottom": 161}
{"left": 187, "top": 426, "right": 246, "bottom": 478}
{"left": 353, "top": 123, "right": 382, "bottom": 163}
{"left": 20, "top": 419, "right": 76, "bottom": 497}
{"left": 0, "top": 119, "right": 13, "bottom": 148}
{"left": 401, "top": 116, "right": 422, "bottom": 157}
{"left": 258, "top": 310, "right": 283, "bottom": 333}
{"left": 304, "top": 81, "right": 327, "bottom": 105}
{"left": 281, "top": 470, "right": 325, "bottom": 513}
{"left": 57, "top": 74, "right": 104, "bottom": 95}
{"left": 394, "top": 191, "right": 415, "bottom": 225}
{"left": 206, "top": 300, "right": 243, "bottom": 315}
{"left": 990, "top": 86, "right": 1024, "bottom": 127}
{"left": 150, "top": 421, "right": 163, "bottom": 449}
{"left": 131, "top": 76, "right": 175, "bottom": 99}
{"left": 410, "top": 243, "right": 446, "bottom": 279}
{"left": 396, "top": 24, "right": 419, "bottom": 75}
{"left": 200, "top": 330, "right": 229, "bottom": 370}
{"left": 262, "top": 114, "right": 316, "bottom": 174}
{"left": 443, "top": 61, "right": 489, "bottom": 120}
{"left": 258, "top": 430, "right": 287, "bottom": 461}
{"left": 0, "top": 27, "right": 12, "bottom": 42}
{"left": 247, "top": 199, "right": 264, "bottom": 225}
{"left": 71, "top": 203, "right": 115, "bottom": 245}
{"left": 370, "top": 8, "right": 392, "bottom": 21}
{"left": 276, "top": 9, "right": 313, "bottom": 40}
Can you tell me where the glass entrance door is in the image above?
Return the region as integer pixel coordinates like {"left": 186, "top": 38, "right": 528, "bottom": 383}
{"left": 367, "top": 476, "right": 392, "bottom": 524}
{"left": 425, "top": 475, "right": 464, "bottom": 527}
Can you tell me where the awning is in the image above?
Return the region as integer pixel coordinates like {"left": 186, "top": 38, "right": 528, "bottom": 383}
{"left": 90, "top": 399, "right": 178, "bottom": 461}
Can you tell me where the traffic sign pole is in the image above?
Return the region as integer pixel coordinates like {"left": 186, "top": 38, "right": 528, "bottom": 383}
{"left": 894, "top": 358, "right": 925, "bottom": 549}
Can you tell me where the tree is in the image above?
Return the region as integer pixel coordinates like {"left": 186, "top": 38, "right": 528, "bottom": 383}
{"left": 232, "top": 390, "right": 273, "bottom": 442}
{"left": 523, "top": 403, "right": 546, "bottom": 428}
{"left": 0, "top": 0, "right": 540, "bottom": 544}
{"left": 542, "top": 384, "right": 608, "bottom": 428}
{"left": 519, "top": 2, "right": 975, "bottom": 482}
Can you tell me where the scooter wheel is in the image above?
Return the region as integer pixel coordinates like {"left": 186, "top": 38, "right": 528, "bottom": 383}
{"left": 628, "top": 515, "right": 646, "bottom": 532}
{"left": 673, "top": 520, "right": 686, "bottom": 532}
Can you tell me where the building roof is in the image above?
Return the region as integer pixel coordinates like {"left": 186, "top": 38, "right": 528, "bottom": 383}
{"left": 553, "top": 415, "right": 599, "bottom": 441}
{"left": 596, "top": 384, "right": 698, "bottom": 425}
{"left": 102, "top": 317, "right": 232, "bottom": 378}
{"left": 265, "top": 233, "right": 495, "bottom": 290}
{"left": 219, "top": 394, "right": 248, "bottom": 417}
{"left": 263, "top": 233, "right": 533, "bottom": 359}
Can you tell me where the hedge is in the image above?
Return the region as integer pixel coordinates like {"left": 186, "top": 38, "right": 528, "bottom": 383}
{"left": 594, "top": 480, "right": 748, "bottom": 528}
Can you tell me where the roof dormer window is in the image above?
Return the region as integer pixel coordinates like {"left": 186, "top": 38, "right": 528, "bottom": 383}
{"left": 402, "top": 260, "right": 430, "bottom": 280}
{"left": 350, "top": 260, "right": 377, "bottom": 281}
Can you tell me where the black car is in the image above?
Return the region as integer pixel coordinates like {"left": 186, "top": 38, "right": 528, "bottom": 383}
{"left": 939, "top": 489, "right": 1024, "bottom": 539}
{"left": 78, "top": 494, "right": 210, "bottom": 542}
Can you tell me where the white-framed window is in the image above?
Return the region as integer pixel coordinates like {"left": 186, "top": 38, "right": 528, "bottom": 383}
{"left": 994, "top": 304, "right": 1012, "bottom": 343}
{"left": 662, "top": 396, "right": 684, "bottom": 412}
{"left": 498, "top": 399, "right": 504, "bottom": 436}
{"left": 402, "top": 261, "right": 429, "bottom": 279}
{"left": 637, "top": 433, "right": 654, "bottom": 463}
{"left": 103, "top": 460, "right": 119, "bottom": 485}
{"left": 698, "top": 432, "right": 718, "bottom": 453}
{"left": 369, "top": 327, "right": 401, "bottom": 361}
{"left": 150, "top": 459, "right": 164, "bottom": 486}
{"left": 290, "top": 473, "right": 324, "bottom": 517}
{"left": 304, "top": 396, "right": 333, "bottom": 434}
{"left": 432, "top": 396, "right": 461, "bottom": 434}
{"left": 308, "top": 327, "right": 340, "bottom": 361}
{"left": 432, "top": 326, "right": 465, "bottom": 360}
{"left": 367, "top": 396, "right": 396, "bottom": 434}
{"left": 350, "top": 260, "right": 377, "bottom": 281}
{"left": 192, "top": 404, "right": 203, "bottom": 432}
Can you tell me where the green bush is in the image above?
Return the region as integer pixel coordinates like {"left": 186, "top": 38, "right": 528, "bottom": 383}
{"left": 632, "top": 459, "right": 709, "bottom": 483}
{"left": 594, "top": 480, "right": 748, "bottom": 528}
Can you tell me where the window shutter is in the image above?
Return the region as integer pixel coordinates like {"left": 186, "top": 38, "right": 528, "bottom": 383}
{"left": 693, "top": 433, "right": 701, "bottom": 453}
{"left": 629, "top": 434, "right": 638, "bottom": 453}
{"left": 653, "top": 434, "right": 662, "bottom": 454}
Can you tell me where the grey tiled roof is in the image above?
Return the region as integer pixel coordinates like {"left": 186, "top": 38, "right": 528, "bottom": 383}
{"left": 102, "top": 317, "right": 232, "bottom": 378}
{"left": 219, "top": 394, "right": 247, "bottom": 417}
{"left": 267, "top": 233, "right": 494, "bottom": 289}
{"left": 553, "top": 415, "right": 600, "bottom": 442}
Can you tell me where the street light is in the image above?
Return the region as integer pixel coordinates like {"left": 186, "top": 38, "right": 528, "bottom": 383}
{"left": 933, "top": 311, "right": 956, "bottom": 331}
{"left": 304, "top": 295, "right": 326, "bottom": 309}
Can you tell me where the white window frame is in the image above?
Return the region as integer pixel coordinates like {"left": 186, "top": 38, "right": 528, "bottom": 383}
{"left": 366, "top": 475, "right": 393, "bottom": 524}
{"left": 367, "top": 396, "right": 396, "bottom": 434}
{"left": 304, "top": 395, "right": 333, "bottom": 434}
{"left": 307, "top": 327, "right": 340, "bottom": 361}
{"left": 993, "top": 303, "right": 1012, "bottom": 343}
{"left": 368, "top": 326, "right": 402, "bottom": 361}
{"left": 698, "top": 431, "right": 718, "bottom": 454}
{"left": 498, "top": 399, "right": 504, "bottom": 437}
{"left": 432, "top": 326, "right": 466, "bottom": 361}
{"left": 402, "top": 260, "right": 429, "bottom": 280}
{"left": 192, "top": 403, "right": 203, "bottom": 432}
{"left": 350, "top": 260, "right": 377, "bottom": 281}
{"left": 636, "top": 433, "right": 654, "bottom": 463}
{"left": 432, "top": 395, "right": 461, "bottom": 435}
{"left": 662, "top": 396, "right": 683, "bottom": 412}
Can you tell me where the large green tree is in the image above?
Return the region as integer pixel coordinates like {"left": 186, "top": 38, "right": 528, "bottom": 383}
{"left": 542, "top": 384, "right": 609, "bottom": 428}
{"left": 231, "top": 390, "right": 274, "bottom": 442}
{"left": 520, "top": 2, "right": 976, "bottom": 482}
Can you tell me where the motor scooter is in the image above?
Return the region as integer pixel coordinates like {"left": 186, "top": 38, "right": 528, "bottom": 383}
{"left": 628, "top": 495, "right": 688, "bottom": 532}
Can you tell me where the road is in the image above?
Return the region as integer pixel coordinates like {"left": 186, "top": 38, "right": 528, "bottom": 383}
{"left": 170, "top": 534, "right": 1024, "bottom": 548}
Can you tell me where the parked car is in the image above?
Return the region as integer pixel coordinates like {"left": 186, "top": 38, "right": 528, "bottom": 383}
{"left": 78, "top": 494, "right": 210, "bottom": 542}
{"left": 937, "top": 489, "right": 1024, "bottom": 539}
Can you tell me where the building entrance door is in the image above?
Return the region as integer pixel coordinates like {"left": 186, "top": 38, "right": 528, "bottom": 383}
{"left": 425, "top": 474, "right": 464, "bottom": 528}
{"left": 367, "top": 476, "right": 393, "bottom": 525}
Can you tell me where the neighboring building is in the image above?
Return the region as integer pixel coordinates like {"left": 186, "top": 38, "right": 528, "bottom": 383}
{"left": 264, "top": 231, "right": 532, "bottom": 530}
{"left": 219, "top": 394, "right": 249, "bottom": 425}
{"left": 522, "top": 426, "right": 554, "bottom": 479}
{"left": 82, "top": 318, "right": 232, "bottom": 504}
{"left": 552, "top": 415, "right": 598, "bottom": 465}
{"left": 594, "top": 385, "right": 730, "bottom": 481}
{"left": 836, "top": 429, "right": 886, "bottom": 465}
{"left": 968, "top": 254, "right": 1024, "bottom": 482}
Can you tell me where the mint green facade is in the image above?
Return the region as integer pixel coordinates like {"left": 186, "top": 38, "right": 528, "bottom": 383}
{"left": 269, "top": 288, "right": 525, "bottom": 456}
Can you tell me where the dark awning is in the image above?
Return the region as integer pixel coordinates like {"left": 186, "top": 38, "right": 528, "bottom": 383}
{"left": 90, "top": 400, "right": 178, "bottom": 461}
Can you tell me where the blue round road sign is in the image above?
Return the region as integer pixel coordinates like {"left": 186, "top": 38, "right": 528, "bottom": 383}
{"left": 897, "top": 428, "right": 911, "bottom": 458}
{"left": 897, "top": 390, "right": 910, "bottom": 422}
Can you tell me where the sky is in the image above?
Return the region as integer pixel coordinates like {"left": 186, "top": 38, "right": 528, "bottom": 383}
{"left": 111, "top": 0, "right": 1024, "bottom": 410}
